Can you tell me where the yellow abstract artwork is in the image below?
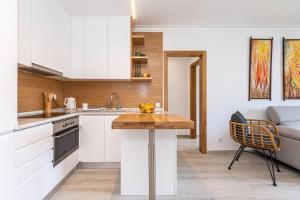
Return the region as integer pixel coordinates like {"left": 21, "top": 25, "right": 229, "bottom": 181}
{"left": 249, "top": 38, "right": 273, "bottom": 100}
{"left": 284, "top": 39, "right": 300, "bottom": 99}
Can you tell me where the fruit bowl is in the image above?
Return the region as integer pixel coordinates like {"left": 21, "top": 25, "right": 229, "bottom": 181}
{"left": 139, "top": 103, "right": 155, "bottom": 113}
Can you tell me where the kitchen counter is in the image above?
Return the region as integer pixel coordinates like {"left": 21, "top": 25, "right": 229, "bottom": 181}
{"left": 112, "top": 113, "right": 194, "bottom": 129}
{"left": 16, "top": 108, "right": 166, "bottom": 130}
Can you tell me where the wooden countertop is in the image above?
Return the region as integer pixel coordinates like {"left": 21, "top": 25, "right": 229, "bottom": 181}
{"left": 112, "top": 114, "right": 194, "bottom": 129}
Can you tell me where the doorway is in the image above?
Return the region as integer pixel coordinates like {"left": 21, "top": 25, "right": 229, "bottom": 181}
{"left": 164, "top": 51, "right": 207, "bottom": 154}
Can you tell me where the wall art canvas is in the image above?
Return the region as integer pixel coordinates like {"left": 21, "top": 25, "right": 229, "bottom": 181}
{"left": 283, "top": 38, "right": 300, "bottom": 100}
{"left": 249, "top": 37, "right": 273, "bottom": 100}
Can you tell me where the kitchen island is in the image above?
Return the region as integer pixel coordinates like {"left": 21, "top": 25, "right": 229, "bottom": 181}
{"left": 112, "top": 113, "right": 194, "bottom": 199}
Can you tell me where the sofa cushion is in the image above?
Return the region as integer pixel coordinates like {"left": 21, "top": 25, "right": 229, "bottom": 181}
{"left": 280, "top": 121, "right": 300, "bottom": 129}
{"left": 267, "top": 106, "right": 300, "bottom": 125}
{"left": 278, "top": 125, "right": 300, "bottom": 141}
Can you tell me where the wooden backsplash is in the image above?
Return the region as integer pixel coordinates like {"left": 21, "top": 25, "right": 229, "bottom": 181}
{"left": 18, "top": 70, "right": 64, "bottom": 112}
{"left": 18, "top": 32, "right": 163, "bottom": 112}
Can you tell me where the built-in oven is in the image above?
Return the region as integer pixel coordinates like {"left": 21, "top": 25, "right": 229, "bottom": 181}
{"left": 52, "top": 116, "right": 79, "bottom": 167}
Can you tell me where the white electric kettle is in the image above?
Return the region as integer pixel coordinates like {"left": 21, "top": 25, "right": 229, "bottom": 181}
{"left": 64, "top": 97, "right": 76, "bottom": 110}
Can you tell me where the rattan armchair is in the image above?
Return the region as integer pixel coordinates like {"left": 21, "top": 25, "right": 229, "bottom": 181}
{"left": 229, "top": 119, "right": 281, "bottom": 186}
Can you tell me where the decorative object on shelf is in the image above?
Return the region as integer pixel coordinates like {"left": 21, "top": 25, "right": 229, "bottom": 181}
{"left": 283, "top": 38, "right": 300, "bottom": 100}
{"left": 139, "top": 103, "right": 155, "bottom": 113}
{"left": 143, "top": 73, "right": 151, "bottom": 77}
{"left": 248, "top": 37, "right": 273, "bottom": 100}
{"left": 133, "top": 63, "right": 142, "bottom": 77}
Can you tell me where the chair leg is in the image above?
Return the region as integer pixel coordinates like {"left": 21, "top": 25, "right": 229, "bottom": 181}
{"left": 263, "top": 150, "right": 277, "bottom": 187}
{"left": 228, "top": 145, "right": 243, "bottom": 170}
{"left": 272, "top": 151, "right": 280, "bottom": 172}
{"left": 236, "top": 146, "right": 245, "bottom": 161}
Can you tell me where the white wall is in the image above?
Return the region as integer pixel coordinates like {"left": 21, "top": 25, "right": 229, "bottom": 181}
{"left": 136, "top": 26, "right": 300, "bottom": 150}
{"left": 168, "top": 57, "right": 192, "bottom": 135}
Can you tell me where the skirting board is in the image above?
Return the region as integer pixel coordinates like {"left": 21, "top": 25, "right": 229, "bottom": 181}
{"left": 78, "top": 162, "right": 121, "bottom": 169}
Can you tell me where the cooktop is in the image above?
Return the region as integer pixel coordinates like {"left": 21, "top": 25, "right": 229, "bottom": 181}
{"left": 20, "top": 112, "right": 68, "bottom": 119}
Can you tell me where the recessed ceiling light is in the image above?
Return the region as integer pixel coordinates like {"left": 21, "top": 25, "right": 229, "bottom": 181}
{"left": 131, "top": 0, "right": 136, "bottom": 20}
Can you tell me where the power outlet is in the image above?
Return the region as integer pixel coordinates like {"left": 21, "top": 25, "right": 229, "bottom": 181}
{"left": 218, "top": 138, "right": 224, "bottom": 143}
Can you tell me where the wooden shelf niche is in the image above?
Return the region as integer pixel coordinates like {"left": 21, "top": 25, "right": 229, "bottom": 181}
{"left": 131, "top": 77, "right": 152, "bottom": 82}
{"left": 132, "top": 56, "right": 148, "bottom": 64}
{"left": 132, "top": 35, "right": 145, "bottom": 46}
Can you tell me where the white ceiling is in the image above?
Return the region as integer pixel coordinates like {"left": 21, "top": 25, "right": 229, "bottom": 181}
{"left": 60, "top": 0, "right": 300, "bottom": 26}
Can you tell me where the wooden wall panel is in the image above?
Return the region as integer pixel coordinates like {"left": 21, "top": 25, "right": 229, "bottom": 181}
{"left": 18, "top": 70, "right": 64, "bottom": 112}
{"left": 64, "top": 32, "right": 163, "bottom": 108}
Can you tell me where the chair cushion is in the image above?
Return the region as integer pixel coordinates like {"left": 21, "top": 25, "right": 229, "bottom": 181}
{"left": 231, "top": 111, "right": 249, "bottom": 135}
{"left": 231, "top": 111, "right": 247, "bottom": 124}
{"left": 278, "top": 126, "right": 300, "bottom": 141}
{"left": 267, "top": 106, "right": 300, "bottom": 125}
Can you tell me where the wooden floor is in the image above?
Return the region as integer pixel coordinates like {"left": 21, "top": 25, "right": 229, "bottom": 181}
{"left": 50, "top": 138, "right": 300, "bottom": 200}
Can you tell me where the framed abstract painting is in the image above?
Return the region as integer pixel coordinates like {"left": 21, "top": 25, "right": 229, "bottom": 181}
{"left": 283, "top": 38, "right": 300, "bottom": 100}
{"left": 248, "top": 37, "right": 273, "bottom": 100}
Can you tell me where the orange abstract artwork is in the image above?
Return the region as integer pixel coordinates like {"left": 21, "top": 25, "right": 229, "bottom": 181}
{"left": 283, "top": 39, "right": 300, "bottom": 100}
{"left": 249, "top": 38, "right": 273, "bottom": 100}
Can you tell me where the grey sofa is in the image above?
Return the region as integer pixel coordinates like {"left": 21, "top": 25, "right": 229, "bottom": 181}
{"left": 267, "top": 106, "right": 300, "bottom": 171}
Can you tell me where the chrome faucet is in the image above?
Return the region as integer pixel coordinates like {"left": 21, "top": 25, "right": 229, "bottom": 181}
{"left": 106, "top": 92, "right": 121, "bottom": 110}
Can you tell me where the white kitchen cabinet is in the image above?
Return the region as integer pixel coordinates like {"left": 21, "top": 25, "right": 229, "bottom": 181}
{"left": 81, "top": 115, "right": 105, "bottom": 162}
{"left": 18, "top": 0, "right": 32, "bottom": 67}
{"left": 85, "top": 17, "right": 108, "bottom": 79}
{"left": 71, "top": 16, "right": 85, "bottom": 78}
{"left": 0, "top": 0, "right": 17, "bottom": 134}
{"left": 14, "top": 123, "right": 78, "bottom": 200}
{"left": 18, "top": 0, "right": 71, "bottom": 74}
{"left": 105, "top": 115, "right": 122, "bottom": 162}
{"left": 0, "top": 133, "right": 14, "bottom": 200}
{"left": 62, "top": 9, "right": 72, "bottom": 77}
{"left": 14, "top": 150, "right": 79, "bottom": 200}
{"left": 107, "top": 16, "right": 131, "bottom": 79}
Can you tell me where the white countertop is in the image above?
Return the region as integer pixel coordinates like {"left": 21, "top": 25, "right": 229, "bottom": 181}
{"left": 16, "top": 108, "right": 165, "bottom": 130}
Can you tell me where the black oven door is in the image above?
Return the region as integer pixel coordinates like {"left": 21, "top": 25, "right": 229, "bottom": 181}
{"left": 53, "top": 126, "right": 79, "bottom": 166}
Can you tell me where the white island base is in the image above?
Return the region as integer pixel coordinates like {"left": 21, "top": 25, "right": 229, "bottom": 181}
{"left": 121, "top": 129, "right": 177, "bottom": 196}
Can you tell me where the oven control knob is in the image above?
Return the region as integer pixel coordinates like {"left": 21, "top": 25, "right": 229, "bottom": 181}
{"left": 63, "top": 123, "right": 67, "bottom": 127}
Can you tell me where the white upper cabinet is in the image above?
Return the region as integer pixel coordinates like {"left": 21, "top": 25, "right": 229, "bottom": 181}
{"left": 70, "top": 16, "right": 131, "bottom": 80}
{"left": 71, "top": 16, "right": 85, "bottom": 78}
{"left": 108, "top": 16, "right": 131, "bottom": 79}
{"left": 32, "top": 0, "right": 67, "bottom": 72}
{"left": 85, "top": 17, "right": 108, "bottom": 79}
{"left": 0, "top": 0, "right": 17, "bottom": 133}
{"left": 18, "top": 0, "right": 32, "bottom": 67}
{"left": 18, "top": 0, "right": 71, "bottom": 75}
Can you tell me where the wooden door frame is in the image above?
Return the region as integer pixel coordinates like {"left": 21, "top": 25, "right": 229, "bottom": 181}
{"left": 190, "top": 59, "right": 199, "bottom": 139}
{"left": 164, "top": 51, "right": 207, "bottom": 154}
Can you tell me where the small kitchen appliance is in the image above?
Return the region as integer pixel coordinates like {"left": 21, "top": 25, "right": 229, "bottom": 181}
{"left": 64, "top": 97, "right": 76, "bottom": 110}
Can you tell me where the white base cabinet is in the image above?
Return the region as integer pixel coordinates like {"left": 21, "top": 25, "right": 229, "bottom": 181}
{"left": 80, "top": 115, "right": 123, "bottom": 163}
{"left": 80, "top": 115, "right": 105, "bottom": 162}
{"left": 121, "top": 130, "right": 177, "bottom": 196}
{"left": 13, "top": 123, "right": 79, "bottom": 200}
{"left": 0, "top": 133, "right": 14, "bottom": 200}
{"left": 105, "top": 115, "right": 122, "bottom": 162}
